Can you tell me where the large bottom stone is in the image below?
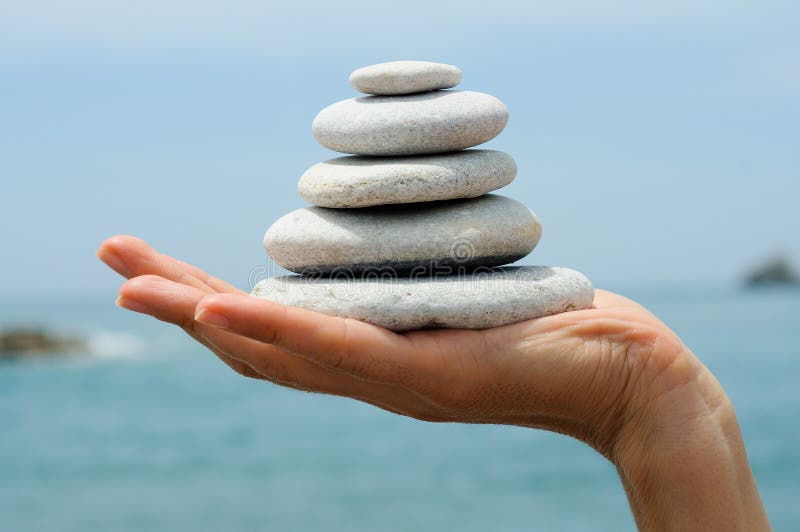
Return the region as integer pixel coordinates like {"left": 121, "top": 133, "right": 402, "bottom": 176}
{"left": 251, "top": 266, "right": 594, "bottom": 331}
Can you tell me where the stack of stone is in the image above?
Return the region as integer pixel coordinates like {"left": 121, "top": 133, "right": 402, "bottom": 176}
{"left": 252, "top": 61, "right": 593, "bottom": 331}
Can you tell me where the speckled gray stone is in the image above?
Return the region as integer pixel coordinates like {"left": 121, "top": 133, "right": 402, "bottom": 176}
{"left": 251, "top": 266, "right": 594, "bottom": 331}
{"left": 264, "top": 194, "right": 540, "bottom": 275}
{"left": 349, "top": 60, "right": 462, "bottom": 95}
{"left": 298, "top": 150, "right": 516, "bottom": 208}
{"left": 312, "top": 90, "right": 508, "bottom": 156}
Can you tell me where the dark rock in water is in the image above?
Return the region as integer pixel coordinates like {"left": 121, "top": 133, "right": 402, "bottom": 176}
{"left": 0, "top": 327, "right": 86, "bottom": 359}
{"left": 745, "top": 255, "right": 800, "bottom": 287}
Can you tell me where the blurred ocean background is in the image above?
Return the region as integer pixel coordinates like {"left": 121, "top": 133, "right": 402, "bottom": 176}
{"left": 2, "top": 1, "right": 798, "bottom": 530}
{"left": 1, "top": 287, "right": 798, "bottom": 531}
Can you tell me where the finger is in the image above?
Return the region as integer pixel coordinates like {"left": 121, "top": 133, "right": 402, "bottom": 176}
{"left": 98, "top": 235, "right": 208, "bottom": 291}
{"left": 202, "top": 317, "right": 440, "bottom": 420}
{"left": 117, "top": 274, "right": 374, "bottom": 383}
{"left": 194, "top": 293, "right": 444, "bottom": 385}
{"left": 98, "top": 235, "right": 240, "bottom": 294}
{"left": 117, "top": 276, "right": 437, "bottom": 417}
{"left": 115, "top": 274, "right": 263, "bottom": 376}
{"left": 117, "top": 275, "right": 208, "bottom": 325}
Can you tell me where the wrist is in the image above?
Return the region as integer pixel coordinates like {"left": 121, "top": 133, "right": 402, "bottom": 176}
{"left": 611, "top": 354, "right": 769, "bottom": 530}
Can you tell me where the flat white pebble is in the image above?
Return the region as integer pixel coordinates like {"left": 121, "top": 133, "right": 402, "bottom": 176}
{"left": 298, "top": 150, "right": 517, "bottom": 208}
{"left": 251, "top": 266, "right": 594, "bottom": 331}
{"left": 349, "top": 60, "right": 462, "bottom": 95}
{"left": 312, "top": 90, "right": 508, "bottom": 156}
{"left": 264, "top": 194, "right": 540, "bottom": 275}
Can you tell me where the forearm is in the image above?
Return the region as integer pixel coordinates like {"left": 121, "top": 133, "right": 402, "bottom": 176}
{"left": 613, "top": 371, "right": 770, "bottom": 531}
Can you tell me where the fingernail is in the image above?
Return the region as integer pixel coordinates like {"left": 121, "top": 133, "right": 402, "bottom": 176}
{"left": 102, "top": 251, "right": 130, "bottom": 277}
{"left": 115, "top": 296, "right": 149, "bottom": 313}
{"left": 195, "top": 309, "right": 230, "bottom": 329}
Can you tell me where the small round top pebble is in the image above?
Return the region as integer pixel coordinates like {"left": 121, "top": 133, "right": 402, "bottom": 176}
{"left": 349, "top": 60, "right": 462, "bottom": 95}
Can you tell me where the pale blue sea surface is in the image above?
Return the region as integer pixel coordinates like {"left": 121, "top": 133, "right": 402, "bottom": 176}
{"left": 1, "top": 287, "right": 798, "bottom": 531}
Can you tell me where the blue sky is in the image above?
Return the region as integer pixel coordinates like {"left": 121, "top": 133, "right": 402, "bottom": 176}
{"left": 1, "top": 1, "right": 798, "bottom": 297}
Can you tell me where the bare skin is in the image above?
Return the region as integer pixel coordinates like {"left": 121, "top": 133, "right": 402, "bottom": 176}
{"left": 98, "top": 235, "right": 770, "bottom": 531}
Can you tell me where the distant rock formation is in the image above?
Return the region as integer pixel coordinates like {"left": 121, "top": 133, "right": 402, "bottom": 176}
{"left": 0, "top": 327, "right": 86, "bottom": 359}
{"left": 744, "top": 255, "right": 800, "bottom": 287}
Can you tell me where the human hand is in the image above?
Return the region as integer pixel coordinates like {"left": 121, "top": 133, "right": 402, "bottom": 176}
{"left": 98, "top": 235, "right": 769, "bottom": 530}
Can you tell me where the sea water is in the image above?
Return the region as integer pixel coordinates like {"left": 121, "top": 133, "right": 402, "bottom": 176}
{"left": 1, "top": 287, "right": 798, "bottom": 531}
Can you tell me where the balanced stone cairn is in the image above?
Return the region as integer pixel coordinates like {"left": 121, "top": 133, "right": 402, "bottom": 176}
{"left": 252, "top": 60, "right": 594, "bottom": 331}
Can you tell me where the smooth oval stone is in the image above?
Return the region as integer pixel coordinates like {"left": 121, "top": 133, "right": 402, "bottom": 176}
{"left": 349, "top": 60, "right": 462, "bottom": 95}
{"left": 264, "top": 194, "right": 540, "bottom": 275}
{"left": 312, "top": 90, "right": 509, "bottom": 156}
{"left": 252, "top": 266, "right": 594, "bottom": 331}
{"left": 298, "top": 150, "right": 517, "bottom": 208}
